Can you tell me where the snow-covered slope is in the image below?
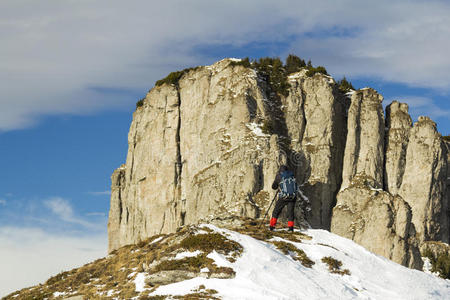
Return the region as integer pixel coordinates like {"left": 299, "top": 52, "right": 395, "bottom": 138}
{"left": 6, "top": 222, "right": 449, "bottom": 300}
{"left": 149, "top": 224, "right": 450, "bottom": 300}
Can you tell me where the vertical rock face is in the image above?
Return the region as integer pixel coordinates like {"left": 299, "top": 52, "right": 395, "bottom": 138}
{"left": 340, "top": 88, "right": 385, "bottom": 190}
{"left": 331, "top": 91, "right": 422, "bottom": 269}
{"left": 107, "top": 84, "right": 181, "bottom": 249}
{"left": 109, "top": 58, "right": 449, "bottom": 271}
{"left": 331, "top": 187, "right": 422, "bottom": 269}
{"left": 177, "top": 62, "right": 281, "bottom": 226}
{"left": 289, "top": 73, "right": 346, "bottom": 229}
{"left": 398, "top": 117, "right": 448, "bottom": 243}
{"left": 384, "top": 101, "right": 412, "bottom": 194}
{"left": 108, "top": 60, "right": 348, "bottom": 252}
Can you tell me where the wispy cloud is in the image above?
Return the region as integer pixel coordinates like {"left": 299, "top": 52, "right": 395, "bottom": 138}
{"left": 88, "top": 191, "right": 111, "bottom": 196}
{"left": 0, "top": 199, "right": 6, "bottom": 206}
{"left": 44, "top": 197, "right": 101, "bottom": 229}
{"left": 2, "top": 1, "right": 450, "bottom": 131}
{"left": 0, "top": 226, "right": 106, "bottom": 297}
{"left": 86, "top": 212, "right": 106, "bottom": 217}
{"left": 389, "top": 96, "right": 450, "bottom": 122}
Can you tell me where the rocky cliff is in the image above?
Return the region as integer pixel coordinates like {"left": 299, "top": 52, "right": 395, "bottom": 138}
{"left": 108, "top": 58, "right": 449, "bottom": 270}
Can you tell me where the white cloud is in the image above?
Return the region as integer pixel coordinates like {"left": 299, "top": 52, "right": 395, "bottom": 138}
{"left": 0, "top": 226, "right": 106, "bottom": 297}
{"left": 0, "top": 199, "right": 6, "bottom": 205}
{"left": 44, "top": 197, "right": 101, "bottom": 229}
{"left": 2, "top": 0, "right": 450, "bottom": 130}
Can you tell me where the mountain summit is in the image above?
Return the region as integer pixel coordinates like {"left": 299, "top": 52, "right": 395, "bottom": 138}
{"left": 108, "top": 57, "right": 449, "bottom": 271}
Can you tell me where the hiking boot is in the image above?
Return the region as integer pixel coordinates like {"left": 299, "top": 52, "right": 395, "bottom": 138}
{"left": 269, "top": 226, "right": 275, "bottom": 231}
{"left": 288, "top": 226, "right": 294, "bottom": 232}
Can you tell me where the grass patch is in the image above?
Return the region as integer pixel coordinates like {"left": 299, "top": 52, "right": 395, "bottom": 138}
{"left": 153, "top": 254, "right": 213, "bottom": 273}
{"left": 321, "top": 256, "right": 351, "bottom": 275}
{"left": 180, "top": 233, "right": 243, "bottom": 257}
{"left": 155, "top": 67, "right": 200, "bottom": 87}
{"left": 272, "top": 241, "right": 315, "bottom": 268}
{"left": 305, "top": 65, "right": 328, "bottom": 77}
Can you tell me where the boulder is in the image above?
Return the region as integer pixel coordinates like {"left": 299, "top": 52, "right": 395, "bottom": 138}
{"left": 331, "top": 186, "right": 422, "bottom": 269}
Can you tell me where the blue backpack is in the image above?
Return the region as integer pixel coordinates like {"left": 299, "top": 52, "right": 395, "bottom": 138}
{"left": 279, "top": 170, "right": 298, "bottom": 199}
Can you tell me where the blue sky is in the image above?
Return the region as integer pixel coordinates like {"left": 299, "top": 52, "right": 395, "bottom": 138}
{"left": 1, "top": 0, "right": 450, "bottom": 296}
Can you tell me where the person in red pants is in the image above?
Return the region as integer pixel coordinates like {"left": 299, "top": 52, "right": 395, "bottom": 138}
{"left": 269, "top": 165, "right": 297, "bottom": 232}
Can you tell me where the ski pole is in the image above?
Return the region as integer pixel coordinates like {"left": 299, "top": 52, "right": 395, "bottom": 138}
{"left": 259, "top": 191, "right": 278, "bottom": 229}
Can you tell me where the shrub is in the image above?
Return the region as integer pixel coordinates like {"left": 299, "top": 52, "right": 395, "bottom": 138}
{"left": 337, "top": 76, "right": 355, "bottom": 92}
{"left": 321, "top": 256, "right": 350, "bottom": 275}
{"left": 136, "top": 98, "right": 145, "bottom": 109}
{"left": 252, "top": 57, "right": 291, "bottom": 97}
{"left": 155, "top": 67, "right": 199, "bottom": 87}
{"left": 180, "top": 233, "right": 243, "bottom": 256}
{"left": 229, "top": 57, "right": 251, "bottom": 68}
{"left": 285, "top": 54, "right": 306, "bottom": 74}
{"left": 305, "top": 66, "right": 328, "bottom": 77}
{"left": 443, "top": 135, "right": 450, "bottom": 142}
{"left": 272, "top": 241, "right": 315, "bottom": 268}
{"left": 261, "top": 119, "right": 274, "bottom": 134}
{"left": 423, "top": 248, "right": 450, "bottom": 279}
{"left": 153, "top": 254, "right": 213, "bottom": 273}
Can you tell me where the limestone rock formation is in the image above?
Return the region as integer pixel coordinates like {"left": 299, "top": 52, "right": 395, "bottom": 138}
{"left": 108, "top": 59, "right": 348, "bottom": 252}
{"left": 286, "top": 73, "right": 347, "bottom": 229}
{"left": 384, "top": 101, "right": 412, "bottom": 195}
{"left": 108, "top": 58, "right": 450, "bottom": 271}
{"left": 340, "top": 88, "right": 385, "bottom": 190}
{"left": 331, "top": 91, "right": 422, "bottom": 268}
{"left": 331, "top": 186, "right": 422, "bottom": 269}
{"left": 398, "top": 117, "right": 448, "bottom": 243}
{"left": 108, "top": 60, "right": 282, "bottom": 250}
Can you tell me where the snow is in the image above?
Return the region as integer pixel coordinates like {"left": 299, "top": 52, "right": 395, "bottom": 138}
{"left": 134, "top": 273, "right": 149, "bottom": 292}
{"left": 53, "top": 291, "right": 67, "bottom": 297}
{"left": 150, "top": 236, "right": 164, "bottom": 244}
{"left": 149, "top": 225, "right": 450, "bottom": 300}
{"left": 206, "top": 251, "right": 233, "bottom": 268}
{"left": 173, "top": 250, "right": 202, "bottom": 260}
{"left": 246, "top": 123, "right": 269, "bottom": 137}
{"left": 200, "top": 267, "right": 209, "bottom": 273}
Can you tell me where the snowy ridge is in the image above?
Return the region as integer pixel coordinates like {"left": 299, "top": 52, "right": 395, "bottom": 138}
{"left": 149, "top": 225, "right": 450, "bottom": 300}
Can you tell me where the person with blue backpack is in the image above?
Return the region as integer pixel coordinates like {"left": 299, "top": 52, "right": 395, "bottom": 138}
{"left": 269, "top": 164, "right": 298, "bottom": 232}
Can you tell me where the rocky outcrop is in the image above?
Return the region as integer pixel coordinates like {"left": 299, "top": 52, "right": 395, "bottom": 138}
{"left": 331, "top": 91, "right": 422, "bottom": 269}
{"left": 108, "top": 60, "right": 349, "bottom": 252}
{"left": 384, "top": 101, "right": 412, "bottom": 194}
{"left": 109, "top": 58, "right": 450, "bottom": 271}
{"left": 398, "top": 117, "right": 448, "bottom": 243}
{"left": 287, "top": 73, "right": 347, "bottom": 229}
{"left": 340, "top": 88, "right": 385, "bottom": 190}
{"left": 108, "top": 60, "right": 283, "bottom": 250}
{"left": 331, "top": 186, "right": 422, "bottom": 269}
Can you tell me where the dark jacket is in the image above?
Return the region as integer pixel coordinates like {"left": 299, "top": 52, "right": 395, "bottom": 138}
{"left": 272, "top": 165, "right": 290, "bottom": 190}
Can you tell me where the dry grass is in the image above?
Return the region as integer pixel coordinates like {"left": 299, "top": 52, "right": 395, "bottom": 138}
{"left": 321, "top": 256, "right": 351, "bottom": 275}
{"left": 3, "top": 227, "right": 239, "bottom": 300}
{"left": 272, "top": 241, "right": 315, "bottom": 268}
{"left": 4, "top": 220, "right": 320, "bottom": 299}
